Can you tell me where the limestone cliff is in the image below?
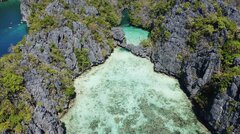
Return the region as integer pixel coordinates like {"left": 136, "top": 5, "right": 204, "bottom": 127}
{"left": 118, "top": 0, "right": 240, "bottom": 133}
{"left": 0, "top": 0, "right": 239, "bottom": 134}
{"left": 2, "top": 0, "right": 119, "bottom": 133}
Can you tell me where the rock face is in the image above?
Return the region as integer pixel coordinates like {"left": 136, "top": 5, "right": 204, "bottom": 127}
{"left": 24, "top": 69, "right": 64, "bottom": 134}
{"left": 120, "top": 0, "right": 240, "bottom": 133}
{"left": 118, "top": 42, "right": 152, "bottom": 59}
{"left": 111, "top": 27, "right": 125, "bottom": 43}
{"left": 12, "top": 0, "right": 240, "bottom": 133}
{"left": 233, "top": 57, "right": 240, "bottom": 66}
{"left": 17, "top": 0, "right": 114, "bottom": 133}
{"left": 20, "top": 0, "right": 33, "bottom": 25}
{"left": 155, "top": 2, "right": 240, "bottom": 134}
{"left": 151, "top": 6, "right": 190, "bottom": 77}
{"left": 218, "top": 1, "right": 240, "bottom": 25}
{"left": 207, "top": 76, "right": 240, "bottom": 133}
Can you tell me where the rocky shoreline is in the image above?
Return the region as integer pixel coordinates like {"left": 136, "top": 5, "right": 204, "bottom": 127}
{"left": 19, "top": 0, "right": 240, "bottom": 133}
{"left": 115, "top": 1, "right": 240, "bottom": 133}
{"left": 0, "top": 0, "right": 239, "bottom": 133}
{"left": 17, "top": 0, "right": 117, "bottom": 133}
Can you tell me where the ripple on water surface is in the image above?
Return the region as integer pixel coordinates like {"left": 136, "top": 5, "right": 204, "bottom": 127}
{"left": 61, "top": 49, "right": 209, "bottom": 133}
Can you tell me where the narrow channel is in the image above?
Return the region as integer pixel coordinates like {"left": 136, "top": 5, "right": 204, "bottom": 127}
{"left": 61, "top": 10, "right": 209, "bottom": 134}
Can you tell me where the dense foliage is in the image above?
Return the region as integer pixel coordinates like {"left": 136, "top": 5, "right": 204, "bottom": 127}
{"left": 189, "top": 2, "right": 240, "bottom": 120}
{"left": 185, "top": 1, "right": 240, "bottom": 94}
{"left": 0, "top": 53, "right": 32, "bottom": 133}
{"left": 86, "top": 0, "right": 120, "bottom": 27}
{"left": 213, "top": 40, "right": 240, "bottom": 92}
{"left": 187, "top": 13, "right": 237, "bottom": 49}
{"left": 0, "top": 0, "right": 240, "bottom": 133}
{"left": 75, "top": 48, "right": 91, "bottom": 72}
{"left": 140, "top": 39, "right": 153, "bottom": 48}
{"left": 29, "top": 0, "right": 58, "bottom": 33}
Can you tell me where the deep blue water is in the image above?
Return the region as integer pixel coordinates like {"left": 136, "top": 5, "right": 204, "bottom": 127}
{"left": 0, "top": 0, "right": 28, "bottom": 56}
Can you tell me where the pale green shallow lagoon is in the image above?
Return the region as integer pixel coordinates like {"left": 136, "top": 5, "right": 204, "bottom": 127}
{"left": 61, "top": 26, "right": 209, "bottom": 134}
{"left": 122, "top": 26, "right": 149, "bottom": 46}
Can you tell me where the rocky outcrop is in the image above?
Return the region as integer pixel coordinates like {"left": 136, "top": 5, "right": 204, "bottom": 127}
{"left": 17, "top": 0, "right": 115, "bottom": 133}
{"left": 218, "top": 0, "right": 240, "bottom": 25}
{"left": 111, "top": 27, "right": 125, "bottom": 43}
{"left": 207, "top": 76, "right": 240, "bottom": 133}
{"left": 22, "top": 27, "right": 111, "bottom": 133}
{"left": 151, "top": 5, "right": 191, "bottom": 77}
{"left": 20, "top": 0, "right": 35, "bottom": 24}
{"left": 119, "top": 0, "right": 240, "bottom": 133}
{"left": 118, "top": 42, "right": 152, "bottom": 59}
{"left": 149, "top": 1, "right": 240, "bottom": 133}
{"left": 233, "top": 57, "right": 240, "bottom": 66}
{"left": 14, "top": 0, "right": 239, "bottom": 133}
{"left": 27, "top": 106, "right": 64, "bottom": 134}
{"left": 182, "top": 49, "right": 221, "bottom": 96}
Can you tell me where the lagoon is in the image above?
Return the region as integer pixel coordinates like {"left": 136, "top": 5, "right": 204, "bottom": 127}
{"left": 61, "top": 19, "right": 209, "bottom": 133}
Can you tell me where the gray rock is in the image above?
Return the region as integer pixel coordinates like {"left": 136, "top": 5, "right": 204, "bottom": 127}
{"left": 218, "top": 0, "right": 240, "bottom": 25}
{"left": 18, "top": 0, "right": 113, "bottom": 133}
{"left": 16, "top": 0, "right": 240, "bottom": 133}
{"left": 140, "top": 1, "right": 240, "bottom": 133}
{"left": 84, "top": 6, "right": 98, "bottom": 16}
{"left": 233, "top": 57, "right": 240, "bottom": 66}
{"left": 208, "top": 76, "right": 240, "bottom": 133}
{"left": 31, "top": 106, "right": 64, "bottom": 134}
{"left": 183, "top": 50, "right": 221, "bottom": 96}
{"left": 118, "top": 43, "right": 152, "bottom": 59}
{"left": 45, "top": 1, "right": 64, "bottom": 16}
{"left": 208, "top": 94, "right": 227, "bottom": 126}
{"left": 228, "top": 76, "right": 240, "bottom": 99}
{"left": 112, "top": 27, "right": 125, "bottom": 43}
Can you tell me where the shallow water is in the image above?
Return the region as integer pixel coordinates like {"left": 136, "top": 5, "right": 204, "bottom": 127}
{"left": 61, "top": 24, "right": 209, "bottom": 133}
{"left": 0, "top": 0, "right": 27, "bottom": 56}
{"left": 122, "top": 26, "right": 149, "bottom": 46}
{"left": 120, "top": 9, "right": 149, "bottom": 46}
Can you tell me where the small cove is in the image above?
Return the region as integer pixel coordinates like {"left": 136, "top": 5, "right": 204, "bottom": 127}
{"left": 61, "top": 10, "right": 209, "bottom": 134}
{"left": 0, "top": 0, "right": 28, "bottom": 56}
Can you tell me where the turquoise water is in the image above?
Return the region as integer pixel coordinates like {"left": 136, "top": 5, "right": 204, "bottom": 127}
{"left": 122, "top": 26, "right": 149, "bottom": 46}
{"left": 61, "top": 24, "right": 209, "bottom": 133}
{"left": 120, "top": 9, "right": 149, "bottom": 46}
{"left": 0, "top": 0, "right": 28, "bottom": 56}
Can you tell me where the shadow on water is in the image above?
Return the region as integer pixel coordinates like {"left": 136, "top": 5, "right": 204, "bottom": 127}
{"left": 120, "top": 8, "right": 130, "bottom": 27}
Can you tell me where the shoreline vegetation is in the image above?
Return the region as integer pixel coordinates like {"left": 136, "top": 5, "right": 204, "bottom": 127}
{"left": 0, "top": 0, "right": 239, "bottom": 133}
